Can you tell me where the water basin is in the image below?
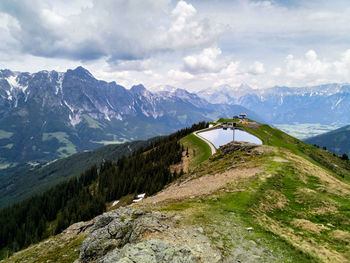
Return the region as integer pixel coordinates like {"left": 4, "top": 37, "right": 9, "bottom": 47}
{"left": 198, "top": 128, "right": 262, "bottom": 148}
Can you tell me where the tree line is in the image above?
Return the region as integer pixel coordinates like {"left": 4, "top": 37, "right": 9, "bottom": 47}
{"left": 0, "top": 121, "right": 208, "bottom": 256}
{"left": 313, "top": 144, "right": 349, "bottom": 160}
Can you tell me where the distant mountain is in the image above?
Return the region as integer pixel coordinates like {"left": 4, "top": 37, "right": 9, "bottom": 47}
{"left": 0, "top": 67, "right": 260, "bottom": 167}
{"left": 197, "top": 83, "right": 350, "bottom": 124}
{"left": 305, "top": 125, "right": 350, "bottom": 156}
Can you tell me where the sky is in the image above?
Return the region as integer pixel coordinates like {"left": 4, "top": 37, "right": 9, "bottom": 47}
{"left": 1, "top": 0, "right": 350, "bottom": 91}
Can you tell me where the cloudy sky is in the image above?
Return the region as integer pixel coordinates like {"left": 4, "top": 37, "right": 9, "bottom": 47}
{"left": 1, "top": 0, "right": 350, "bottom": 91}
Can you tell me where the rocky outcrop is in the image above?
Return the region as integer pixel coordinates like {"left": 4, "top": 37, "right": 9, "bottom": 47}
{"left": 97, "top": 240, "right": 195, "bottom": 263}
{"left": 77, "top": 208, "right": 219, "bottom": 263}
{"left": 211, "top": 141, "right": 271, "bottom": 161}
{"left": 219, "top": 141, "right": 259, "bottom": 155}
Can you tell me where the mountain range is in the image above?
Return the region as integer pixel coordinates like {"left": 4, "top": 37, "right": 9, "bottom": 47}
{"left": 0, "top": 67, "right": 259, "bottom": 167}
{"left": 197, "top": 83, "right": 350, "bottom": 124}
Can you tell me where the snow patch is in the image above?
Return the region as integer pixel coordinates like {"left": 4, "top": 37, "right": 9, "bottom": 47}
{"left": 69, "top": 114, "right": 81, "bottom": 126}
{"left": 133, "top": 193, "right": 146, "bottom": 203}
{"left": 279, "top": 95, "right": 284, "bottom": 105}
{"left": 25, "top": 91, "right": 30, "bottom": 102}
{"left": 5, "top": 90, "right": 12, "bottom": 100}
{"left": 332, "top": 97, "right": 343, "bottom": 110}
{"left": 141, "top": 107, "right": 150, "bottom": 117}
{"left": 116, "top": 113, "right": 122, "bottom": 120}
{"left": 63, "top": 100, "right": 74, "bottom": 113}
{"left": 112, "top": 200, "right": 120, "bottom": 206}
{"left": 7, "top": 75, "right": 28, "bottom": 92}
{"left": 56, "top": 73, "right": 64, "bottom": 95}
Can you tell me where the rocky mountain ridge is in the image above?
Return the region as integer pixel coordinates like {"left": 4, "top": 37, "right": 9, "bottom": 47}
{"left": 0, "top": 67, "right": 258, "bottom": 166}
{"left": 197, "top": 83, "right": 350, "bottom": 124}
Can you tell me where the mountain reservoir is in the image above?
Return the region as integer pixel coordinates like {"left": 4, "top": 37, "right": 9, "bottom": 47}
{"left": 198, "top": 128, "right": 262, "bottom": 148}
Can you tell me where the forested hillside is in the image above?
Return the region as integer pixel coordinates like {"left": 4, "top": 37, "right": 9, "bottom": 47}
{"left": 0, "top": 139, "right": 159, "bottom": 209}
{"left": 305, "top": 124, "right": 350, "bottom": 157}
{"left": 0, "top": 122, "right": 207, "bottom": 257}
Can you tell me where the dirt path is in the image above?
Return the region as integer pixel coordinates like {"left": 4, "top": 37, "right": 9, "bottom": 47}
{"left": 193, "top": 130, "right": 217, "bottom": 155}
{"left": 141, "top": 166, "right": 261, "bottom": 204}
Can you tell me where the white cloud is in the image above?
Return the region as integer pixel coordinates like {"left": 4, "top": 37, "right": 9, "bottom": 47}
{"left": 166, "top": 1, "right": 219, "bottom": 50}
{"left": 285, "top": 50, "right": 331, "bottom": 80}
{"left": 170, "top": 1, "right": 197, "bottom": 32}
{"left": 183, "top": 46, "right": 223, "bottom": 73}
{"left": 249, "top": 1, "right": 273, "bottom": 9}
{"left": 272, "top": 67, "right": 281, "bottom": 77}
{"left": 111, "top": 59, "right": 161, "bottom": 72}
{"left": 2, "top": 0, "right": 350, "bottom": 92}
{"left": 334, "top": 49, "right": 350, "bottom": 76}
{"left": 0, "top": 0, "right": 219, "bottom": 63}
{"left": 249, "top": 61, "right": 266, "bottom": 75}
{"left": 167, "top": 69, "right": 194, "bottom": 80}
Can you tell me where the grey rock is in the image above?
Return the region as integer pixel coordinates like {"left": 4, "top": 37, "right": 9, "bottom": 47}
{"left": 98, "top": 240, "right": 196, "bottom": 263}
{"left": 79, "top": 208, "right": 149, "bottom": 262}
{"left": 79, "top": 208, "right": 173, "bottom": 262}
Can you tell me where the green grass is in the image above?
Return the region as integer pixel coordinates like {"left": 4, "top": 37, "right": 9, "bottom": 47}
{"left": 180, "top": 122, "right": 350, "bottom": 261}
{"left": 42, "top": 132, "right": 77, "bottom": 157}
{"left": 0, "top": 162, "right": 11, "bottom": 169}
{"left": 83, "top": 114, "right": 104, "bottom": 129}
{"left": 90, "top": 139, "right": 128, "bottom": 145}
{"left": 244, "top": 124, "right": 350, "bottom": 183}
{"left": 180, "top": 133, "right": 212, "bottom": 170}
{"left": 2, "top": 235, "right": 85, "bottom": 263}
{"left": 0, "top": 247, "right": 9, "bottom": 260}
{"left": 254, "top": 158, "right": 350, "bottom": 261}
{"left": 1, "top": 144, "right": 14, "bottom": 149}
{"left": 161, "top": 190, "right": 318, "bottom": 262}
{"left": 162, "top": 130, "right": 350, "bottom": 262}
{"left": 0, "top": 130, "right": 13, "bottom": 139}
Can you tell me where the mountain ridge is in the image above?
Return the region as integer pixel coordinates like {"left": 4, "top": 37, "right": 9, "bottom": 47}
{"left": 0, "top": 66, "right": 260, "bottom": 167}
{"left": 2, "top": 120, "right": 350, "bottom": 262}
{"left": 196, "top": 83, "right": 350, "bottom": 124}
{"left": 305, "top": 124, "right": 350, "bottom": 156}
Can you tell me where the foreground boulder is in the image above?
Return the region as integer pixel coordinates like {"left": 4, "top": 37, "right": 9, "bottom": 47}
{"left": 98, "top": 239, "right": 195, "bottom": 263}
{"left": 77, "top": 208, "right": 215, "bottom": 263}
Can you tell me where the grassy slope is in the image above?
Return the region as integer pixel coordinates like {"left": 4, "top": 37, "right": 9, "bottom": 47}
{"left": 180, "top": 133, "right": 212, "bottom": 171}
{"left": 3, "top": 123, "right": 350, "bottom": 262}
{"left": 244, "top": 124, "right": 350, "bottom": 183}
{"left": 1, "top": 233, "right": 85, "bottom": 263}
{"left": 159, "top": 123, "right": 350, "bottom": 262}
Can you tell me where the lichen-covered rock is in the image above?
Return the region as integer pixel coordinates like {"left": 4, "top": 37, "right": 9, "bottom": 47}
{"left": 79, "top": 208, "right": 171, "bottom": 262}
{"left": 79, "top": 208, "right": 142, "bottom": 262}
{"left": 78, "top": 207, "right": 221, "bottom": 263}
{"left": 97, "top": 239, "right": 196, "bottom": 263}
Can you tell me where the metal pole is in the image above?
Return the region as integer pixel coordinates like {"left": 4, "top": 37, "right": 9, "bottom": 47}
{"left": 233, "top": 128, "right": 235, "bottom": 142}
